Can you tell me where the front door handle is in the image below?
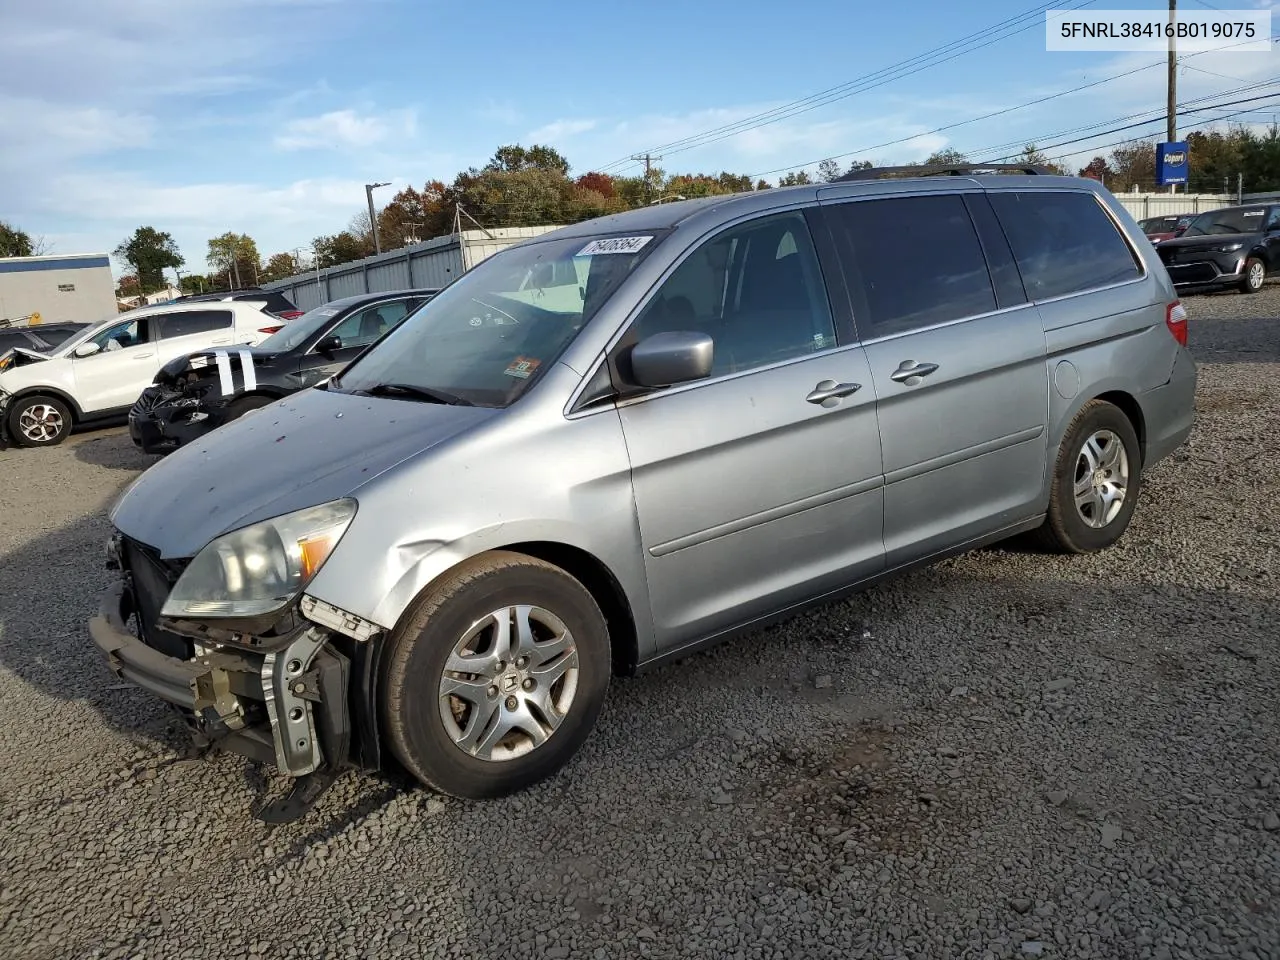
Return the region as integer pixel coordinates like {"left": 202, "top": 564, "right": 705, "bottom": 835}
{"left": 806, "top": 379, "right": 862, "bottom": 405}
{"left": 889, "top": 360, "right": 939, "bottom": 385}
{"left": 132, "top": 352, "right": 156, "bottom": 360}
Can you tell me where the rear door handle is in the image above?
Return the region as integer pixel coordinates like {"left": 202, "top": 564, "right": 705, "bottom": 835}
{"left": 132, "top": 352, "right": 156, "bottom": 360}
{"left": 889, "top": 360, "right": 939, "bottom": 385}
{"left": 806, "top": 379, "right": 862, "bottom": 405}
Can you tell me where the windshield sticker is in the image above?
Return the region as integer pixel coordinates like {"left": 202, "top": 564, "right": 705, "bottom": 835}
{"left": 503, "top": 356, "right": 541, "bottom": 379}
{"left": 577, "top": 236, "right": 652, "bottom": 257}
{"left": 189, "top": 355, "right": 210, "bottom": 369}
{"left": 316, "top": 308, "right": 339, "bottom": 316}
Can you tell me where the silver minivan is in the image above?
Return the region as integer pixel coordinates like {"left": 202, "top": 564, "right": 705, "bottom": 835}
{"left": 91, "top": 169, "right": 1196, "bottom": 819}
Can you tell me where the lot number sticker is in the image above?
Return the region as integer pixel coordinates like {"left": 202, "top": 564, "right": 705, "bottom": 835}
{"left": 577, "top": 236, "right": 652, "bottom": 256}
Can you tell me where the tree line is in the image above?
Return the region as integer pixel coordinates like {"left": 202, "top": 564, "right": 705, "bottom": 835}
{"left": 13, "top": 124, "right": 1280, "bottom": 300}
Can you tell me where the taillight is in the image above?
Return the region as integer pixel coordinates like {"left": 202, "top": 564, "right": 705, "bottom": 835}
{"left": 279, "top": 310, "right": 303, "bottom": 320}
{"left": 258, "top": 325, "right": 284, "bottom": 335}
{"left": 1165, "top": 300, "right": 1188, "bottom": 346}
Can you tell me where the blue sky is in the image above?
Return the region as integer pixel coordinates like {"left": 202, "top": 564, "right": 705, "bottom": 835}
{"left": 2, "top": 0, "right": 1278, "bottom": 277}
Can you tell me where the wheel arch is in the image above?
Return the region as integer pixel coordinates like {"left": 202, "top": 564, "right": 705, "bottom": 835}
{"left": 1094, "top": 389, "right": 1147, "bottom": 462}
{"left": 6, "top": 385, "right": 83, "bottom": 422}
{"left": 498, "top": 541, "right": 640, "bottom": 677}
{"left": 379, "top": 540, "right": 641, "bottom": 679}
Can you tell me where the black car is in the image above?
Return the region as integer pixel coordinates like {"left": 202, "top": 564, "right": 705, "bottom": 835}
{"left": 1155, "top": 202, "right": 1280, "bottom": 294}
{"left": 0, "top": 322, "right": 89, "bottom": 356}
{"left": 169, "top": 287, "right": 304, "bottom": 321}
{"left": 129, "top": 289, "right": 438, "bottom": 454}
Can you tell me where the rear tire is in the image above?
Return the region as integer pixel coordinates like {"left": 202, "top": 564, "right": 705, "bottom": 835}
{"left": 7, "top": 394, "right": 72, "bottom": 447}
{"left": 1033, "top": 399, "right": 1142, "bottom": 554}
{"left": 382, "top": 551, "right": 611, "bottom": 799}
{"left": 1238, "top": 256, "right": 1265, "bottom": 294}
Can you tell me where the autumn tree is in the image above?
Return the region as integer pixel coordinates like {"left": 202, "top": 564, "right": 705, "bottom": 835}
{"left": 261, "top": 252, "right": 302, "bottom": 283}
{"left": 0, "top": 221, "right": 34, "bottom": 258}
{"left": 485, "top": 144, "right": 571, "bottom": 177}
{"left": 1016, "top": 143, "right": 1068, "bottom": 175}
{"left": 1078, "top": 156, "right": 1114, "bottom": 182}
{"left": 377, "top": 181, "right": 452, "bottom": 247}
{"left": 113, "top": 227, "right": 184, "bottom": 294}
{"left": 575, "top": 172, "right": 615, "bottom": 197}
{"left": 207, "top": 232, "right": 262, "bottom": 288}
{"left": 1108, "top": 141, "right": 1157, "bottom": 192}
{"left": 312, "top": 231, "right": 371, "bottom": 269}
{"left": 115, "top": 274, "right": 141, "bottom": 298}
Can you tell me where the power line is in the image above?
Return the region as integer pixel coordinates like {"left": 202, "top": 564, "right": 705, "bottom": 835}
{"left": 747, "top": 33, "right": 1280, "bottom": 181}
{"left": 597, "top": 0, "right": 1094, "bottom": 173}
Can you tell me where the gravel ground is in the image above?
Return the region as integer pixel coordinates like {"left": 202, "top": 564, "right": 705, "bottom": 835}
{"left": 0, "top": 286, "right": 1278, "bottom": 960}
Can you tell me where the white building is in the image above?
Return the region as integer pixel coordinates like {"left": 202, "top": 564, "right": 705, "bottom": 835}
{"left": 0, "top": 253, "right": 117, "bottom": 325}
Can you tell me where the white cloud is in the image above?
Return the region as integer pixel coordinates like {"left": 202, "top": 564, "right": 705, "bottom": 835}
{"left": 525, "top": 118, "right": 598, "bottom": 142}
{"left": 275, "top": 108, "right": 415, "bottom": 150}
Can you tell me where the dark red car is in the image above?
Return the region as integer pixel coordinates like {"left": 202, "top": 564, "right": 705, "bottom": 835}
{"left": 1138, "top": 213, "right": 1195, "bottom": 243}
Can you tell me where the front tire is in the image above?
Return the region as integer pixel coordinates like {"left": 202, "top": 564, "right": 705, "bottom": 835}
{"left": 382, "top": 551, "right": 611, "bottom": 799}
{"left": 225, "top": 394, "right": 274, "bottom": 422}
{"left": 7, "top": 394, "right": 72, "bottom": 447}
{"left": 1239, "top": 256, "right": 1265, "bottom": 294}
{"left": 1033, "top": 399, "right": 1142, "bottom": 554}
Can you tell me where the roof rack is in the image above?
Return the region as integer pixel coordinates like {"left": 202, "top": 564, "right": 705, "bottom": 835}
{"left": 834, "top": 163, "right": 1054, "bottom": 183}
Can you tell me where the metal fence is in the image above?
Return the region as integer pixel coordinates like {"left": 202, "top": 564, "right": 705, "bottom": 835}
{"left": 1113, "top": 190, "right": 1280, "bottom": 221}
{"left": 260, "top": 225, "right": 562, "bottom": 311}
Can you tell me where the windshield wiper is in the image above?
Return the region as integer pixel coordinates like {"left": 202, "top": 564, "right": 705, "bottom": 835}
{"left": 361, "top": 382, "right": 473, "bottom": 405}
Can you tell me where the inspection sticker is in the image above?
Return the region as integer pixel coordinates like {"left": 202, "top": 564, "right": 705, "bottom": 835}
{"left": 577, "top": 236, "right": 652, "bottom": 256}
{"left": 503, "top": 356, "right": 541, "bottom": 379}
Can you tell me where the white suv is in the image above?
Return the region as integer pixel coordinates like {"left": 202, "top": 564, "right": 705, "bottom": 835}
{"left": 0, "top": 300, "right": 289, "bottom": 447}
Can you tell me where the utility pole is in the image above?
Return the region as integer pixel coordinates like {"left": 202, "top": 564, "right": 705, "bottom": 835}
{"left": 1167, "top": 0, "right": 1177, "bottom": 194}
{"left": 365, "top": 182, "right": 390, "bottom": 255}
{"left": 631, "top": 153, "right": 661, "bottom": 204}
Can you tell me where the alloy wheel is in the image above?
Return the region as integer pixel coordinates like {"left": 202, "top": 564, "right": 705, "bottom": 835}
{"left": 437, "top": 604, "right": 580, "bottom": 762}
{"left": 18, "top": 403, "right": 65, "bottom": 443}
{"left": 1073, "top": 429, "right": 1129, "bottom": 528}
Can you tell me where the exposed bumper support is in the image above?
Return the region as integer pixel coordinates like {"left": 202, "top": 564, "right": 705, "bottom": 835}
{"left": 90, "top": 581, "right": 227, "bottom": 713}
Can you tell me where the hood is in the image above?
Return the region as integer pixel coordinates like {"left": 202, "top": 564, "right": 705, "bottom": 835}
{"left": 0, "top": 346, "right": 52, "bottom": 374}
{"left": 1156, "top": 231, "right": 1257, "bottom": 252}
{"left": 155, "top": 345, "right": 281, "bottom": 386}
{"left": 111, "top": 385, "right": 499, "bottom": 559}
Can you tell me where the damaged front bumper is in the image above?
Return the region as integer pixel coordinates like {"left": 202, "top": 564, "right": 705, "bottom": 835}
{"left": 129, "top": 386, "right": 228, "bottom": 455}
{"left": 89, "top": 540, "right": 386, "bottom": 819}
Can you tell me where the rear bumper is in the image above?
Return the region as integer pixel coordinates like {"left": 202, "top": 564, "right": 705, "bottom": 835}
{"left": 1140, "top": 347, "right": 1197, "bottom": 466}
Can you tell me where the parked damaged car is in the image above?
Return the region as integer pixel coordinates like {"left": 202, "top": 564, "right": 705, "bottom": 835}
{"left": 90, "top": 171, "right": 1196, "bottom": 821}
{"left": 129, "top": 290, "right": 438, "bottom": 454}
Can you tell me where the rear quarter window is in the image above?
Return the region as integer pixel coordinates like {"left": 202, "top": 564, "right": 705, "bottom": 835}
{"left": 157, "top": 310, "right": 234, "bottom": 339}
{"left": 988, "top": 191, "right": 1142, "bottom": 301}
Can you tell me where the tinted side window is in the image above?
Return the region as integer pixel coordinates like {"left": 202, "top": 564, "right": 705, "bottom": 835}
{"left": 630, "top": 211, "right": 837, "bottom": 378}
{"left": 262, "top": 292, "right": 298, "bottom": 313}
{"left": 988, "top": 191, "right": 1141, "bottom": 300}
{"left": 88, "top": 317, "right": 153, "bottom": 352}
{"left": 827, "top": 194, "right": 997, "bottom": 338}
{"left": 157, "top": 310, "right": 233, "bottom": 339}
{"left": 331, "top": 300, "right": 415, "bottom": 349}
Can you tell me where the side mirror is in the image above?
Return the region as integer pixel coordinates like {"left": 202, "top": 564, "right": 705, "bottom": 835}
{"left": 629, "top": 331, "right": 714, "bottom": 388}
{"left": 73, "top": 342, "right": 101, "bottom": 358}
{"left": 316, "top": 334, "right": 342, "bottom": 353}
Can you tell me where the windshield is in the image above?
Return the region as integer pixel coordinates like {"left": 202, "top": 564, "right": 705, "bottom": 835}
{"left": 258, "top": 302, "right": 346, "bottom": 352}
{"left": 1182, "top": 206, "right": 1268, "bottom": 237}
{"left": 332, "top": 232, "right": 662, "bottom": 407}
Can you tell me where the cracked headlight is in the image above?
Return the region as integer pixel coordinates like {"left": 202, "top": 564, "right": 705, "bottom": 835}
{"left": 162, "top": 499, "right": 356, "bottom": 619}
